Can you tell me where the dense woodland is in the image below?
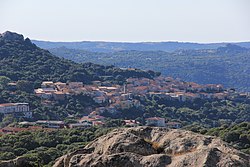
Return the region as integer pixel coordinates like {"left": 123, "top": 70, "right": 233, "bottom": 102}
{"left": 102, "top": 95, "right": 250, "bottom": 128}
{"left": 186, "top": 122, "right": 250, "bottom": 155}
{"left": 0, "top": 127, "right": 112, "bottom": 166}
{"left": 49, "top": 45, "right": 250, "bottom": 91}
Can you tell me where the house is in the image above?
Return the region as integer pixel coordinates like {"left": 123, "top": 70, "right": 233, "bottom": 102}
{"left": 89, "top": 115, "right": 105, "bottom": 121}
{"left": 0, "top": 103, "right": 32, "bottom": 118}
{"left": 35, "top": 88, "right": 66, "bottom": 100}
{"left": 52, "top": 91, "right": 65, "bottom": 101}
{"left": 184, "top": 93, "right": 199, "bottom": 101}
{"left": 79, "top": 115, "right": 105, "bottom": 124}
{"left": 92, "top": 121, "right": 105, "bottom": 126}
{"left": 124, "top": 120, "right": 140, "bottom": 127}
{"left": 36, "top": 120, "right": 65, "bottom": 128}
{"left": 36, "top": 81, "right": 86, "bottom": 100}
{"left": 54, "top": 82, "right": 67, "bottom": 90}
{"left": 205, "top": 84, "right": 223, "bottom": 92}
{"left": 146, "top": 117, "right": 166, "bottom": 127}
{"left": 79, "top": 116, "right": 96, "bottom": 123}
{"left": 166, "top": 122, "right": 182, "bottom": 129}
{"left": 133, "top": 86, "right": 149, "bottom": 94}
{"left": 41, "top": 81, "right": 54, "bottom": 88}
{"left": 68, "top": 82, "right": 83, "bottom": 89}
{"left": 69, "top": 122, "right": 92, "bottom": 129}
{"left": 34, "top": 88, "right": 56, "bottom": 99}
{"left": 19, "top": 121, "right": 36, "bottom": 126}
{"left": 98, "top": 86, "right": 118, "bottom": 93}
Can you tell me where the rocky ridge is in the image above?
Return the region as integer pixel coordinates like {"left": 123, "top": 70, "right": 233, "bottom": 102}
{"left": 0, "top": 31, "right": 24, "bottom": 41}
{"left": 53, "top": 126, "right": 250, "bottom": 167}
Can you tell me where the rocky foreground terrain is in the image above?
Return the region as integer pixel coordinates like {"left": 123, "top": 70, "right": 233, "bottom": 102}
{"left": 0, "top": 126, "right": 249, "bottom": 167}
{"left": 53, "top": 126, "right": 249, "bottom": 167}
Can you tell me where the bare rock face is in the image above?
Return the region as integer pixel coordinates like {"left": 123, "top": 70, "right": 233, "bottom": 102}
{"left": 53, "top": 126, "right": 250, "bottom": 167}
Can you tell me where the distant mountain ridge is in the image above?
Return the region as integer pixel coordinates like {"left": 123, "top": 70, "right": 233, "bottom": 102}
{"left": 48, "top": 44, "right": 250, "bottom": 91}
{"left": 32, "top": 40, "right": 250, "bottom": 52}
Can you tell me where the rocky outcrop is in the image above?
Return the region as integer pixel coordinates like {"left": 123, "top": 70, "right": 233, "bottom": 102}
{"left": 0, "top": 31, "right": 24, "bottom": 41}
{"left": 53, "top": 126, "right": 250, "bottom": 167}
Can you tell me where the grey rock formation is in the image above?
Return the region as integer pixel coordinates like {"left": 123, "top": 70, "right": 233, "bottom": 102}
{"left": 53, "top": 126, "right": 250, "bottom": 167}
{"left": 0, "top": 31, "right": 24, "bottom": 41}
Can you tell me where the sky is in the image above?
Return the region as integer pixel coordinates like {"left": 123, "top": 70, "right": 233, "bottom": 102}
{"left": 0, "top": 0, "right": 250, "bottom": 43}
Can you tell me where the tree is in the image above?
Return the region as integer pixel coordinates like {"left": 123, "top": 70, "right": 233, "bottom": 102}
{"left": 0, "top": 115, "right": 16, "bottom": 128}
{"left": 115, "top": 75, "right": 125, "bottom": 82}
{"left": 223, "top": 131, "right": 240, "bottom": 143}
{"left": 0, "top": 76, "right": 11, "bottom": 89}
{"left": 0, "top": 152, "right": 15, "bottom": 160}
{"left": 16, "top": 80, "right": 34, "bottom": 93}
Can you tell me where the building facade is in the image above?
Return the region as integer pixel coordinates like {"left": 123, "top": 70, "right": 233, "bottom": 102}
{"left": 0, "top": 103, "right": 32, "bottom": 118}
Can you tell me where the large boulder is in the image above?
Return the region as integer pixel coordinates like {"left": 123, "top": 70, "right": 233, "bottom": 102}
{"left": 53, "top": 126, "right": 250, "bottom": 167}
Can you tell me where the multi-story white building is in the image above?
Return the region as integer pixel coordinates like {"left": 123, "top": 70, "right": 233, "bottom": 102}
{"left": 0, "top": 103, "right": 32, "bottom": 118}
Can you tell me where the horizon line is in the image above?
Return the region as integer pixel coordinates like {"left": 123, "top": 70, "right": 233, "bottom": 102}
{"left": 31, "top": 38, "right": 250, "bottom": 44}
{"left": 2, "top": 31, "right": 250, "bottom": 44}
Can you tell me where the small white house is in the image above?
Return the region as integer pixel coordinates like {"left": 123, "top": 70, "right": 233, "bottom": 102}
{"left": 146, "top": 117, "right": 166, "bottom": 127}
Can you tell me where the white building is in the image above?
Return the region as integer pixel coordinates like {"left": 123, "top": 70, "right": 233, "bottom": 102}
{"left": 0, "top": 103, "right": 32, "bottom": 118}
{"left": 36, "top": 120, "right": 65, "bottom": 128}
{"left": 146, "top": 117, "right": 166, "bottom": 127}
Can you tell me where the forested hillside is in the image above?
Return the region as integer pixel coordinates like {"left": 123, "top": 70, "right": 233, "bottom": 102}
{"left": 0, "top": 31, "right": 160, "bottom": 85}
{"left": 49, "top": 45, "right": 250, "bottom": 91}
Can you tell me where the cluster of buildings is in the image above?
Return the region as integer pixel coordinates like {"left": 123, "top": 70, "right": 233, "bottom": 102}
{"left": 34, "top": 77, "right": 249, "bottom": 112}
{"left": 125, "top": 77, "right": 238, "bottom": 102}
{"left": 1, "top": 76, "right": 249, "bottom": 135}
{"left": 51, "top": 76, "right": 248, "bottom": 116}
{"left": 0, "top": 115, "right": 181, "bottom": 135}
{"left": 34, "top": 81, "right": 85, "bottom": 100}
{"left": 145, "top": 117, "right": 182, "bottom": 128}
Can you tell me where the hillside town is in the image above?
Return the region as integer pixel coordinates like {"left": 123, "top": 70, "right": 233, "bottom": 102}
{"left": 32, "top": 76, "right": 249, "bottom": 103}
{"left": 1, "top": 76, "right": 249, "bottom": 135}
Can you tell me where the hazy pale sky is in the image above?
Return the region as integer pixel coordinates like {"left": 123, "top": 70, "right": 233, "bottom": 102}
{"left": 0, "top": 0, "right": 250, "bottom": 42}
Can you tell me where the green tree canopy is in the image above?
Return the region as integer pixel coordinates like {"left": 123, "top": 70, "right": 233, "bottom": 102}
{"left": 0, "top": 76, "right": 11, "bottom": 89}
